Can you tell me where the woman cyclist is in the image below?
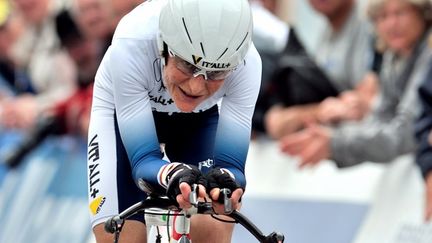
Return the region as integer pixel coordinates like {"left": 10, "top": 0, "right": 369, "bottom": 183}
{"left": 87, "top": 0, "right": 261, "bottom": 242}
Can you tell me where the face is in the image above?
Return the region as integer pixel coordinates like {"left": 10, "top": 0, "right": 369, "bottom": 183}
{"left": 163, "top": 55, "right": 226, "bottom": 112}
{"left": 13, "top": 0, "right": 50, "bottom": 24}
{"left": 308, "top": 0, "right": 352, "bottom": 17}
{"left": 75, "top": 0, "right": 112, "bottom": 40}
{"left": 66, "top": 38, "right": 99, "bottom": 82}
{"left": 110, "top": 0, "right": 141, "bottom": 26}
{"left": 374, "top": 0, "right": 426, "bottom": 54}
{"left": 0, "top": 16, "right": 22, "bottom": 58}
{"left": 259, "top": 0, "right": 277, "bottom": 14}
{"left": 0, "top": 30, "right": 9, "bottom": 57}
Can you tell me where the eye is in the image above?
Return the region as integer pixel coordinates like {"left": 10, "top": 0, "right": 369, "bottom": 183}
{"left": 209, "top": 71, "right": 225, "bottom": 75}
{"left": 207, "top": 70, "right": 230, "bottom": 80}
{"left": 181, "top": 60, "right": 196, "bottom": 71}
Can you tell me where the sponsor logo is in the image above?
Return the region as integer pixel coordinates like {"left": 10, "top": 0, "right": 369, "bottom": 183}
{"left": 198, "top": 159, "right": 214, "bottom": 170}
{"left": 89, "top": 196, "right": 106, "bottom": 215}
{"left": 192, "top": 55, "right": 203, "bottom": 65}
{"left": 88, "top": 134, "right": 100, "bottom": 199}
{"left": 192, "top": 55, "right": 231, "bottom": 69}
{"left": 149, "top": 94, "right": 174, "bottom": 106}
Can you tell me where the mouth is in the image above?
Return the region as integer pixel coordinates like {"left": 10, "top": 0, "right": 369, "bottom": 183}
{"left": 179, "top": 87, "right": 202, "bottom": 99}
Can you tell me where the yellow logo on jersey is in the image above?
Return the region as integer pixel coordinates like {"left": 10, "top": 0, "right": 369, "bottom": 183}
{"left": 89, "top": 196, "right": 106, "bottom": 215}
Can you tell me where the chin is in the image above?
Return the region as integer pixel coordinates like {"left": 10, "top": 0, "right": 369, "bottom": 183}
{"left": 176, "top": 103, "right": 198, "bottom": 112}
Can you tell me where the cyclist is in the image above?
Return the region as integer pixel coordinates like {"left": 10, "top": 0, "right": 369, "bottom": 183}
{"left": 87, "top": 0, "right": 261, "bottom": 242}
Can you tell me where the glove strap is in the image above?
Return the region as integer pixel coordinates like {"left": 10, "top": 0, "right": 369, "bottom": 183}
{"left": 157, "top": 162, "right": 182, "bottom": 189}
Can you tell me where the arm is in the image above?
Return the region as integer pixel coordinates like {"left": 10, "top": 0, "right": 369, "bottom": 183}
{"left": 109, "top": 39, "right": 168, "bottom": 192}
{"left": 331, "top": 54, "right": 429, "bottom": 167}
{"left": 317, "top": 72, "right": 379, "bottom": 124}
{"left": 415, "top": 71, "right": 432, "bottom": 221}
{"left": 416, "top": 79, "right": 432, "bottom": 179}
{"left": 214, "top": 46, "right": 262, "bottom": 189}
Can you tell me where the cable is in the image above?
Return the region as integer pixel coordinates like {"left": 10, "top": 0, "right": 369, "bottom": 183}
{"left": 210, "top": 214, "right": 237, "bottom": 224}
{"left": 156, "top": 226, "right": 162, "bottom": 243}
{"left": 166, "top": 210, "right": 171, "bottom": 242}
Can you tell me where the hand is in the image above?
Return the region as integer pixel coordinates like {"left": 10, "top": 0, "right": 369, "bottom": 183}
{"left": 425, "top": 171, "right": 432, "bottom": 221}
{"left": 264, "top": 106, "right": 303, "bottom": 139}
{"left": 165, "top": 163, "right": 207, "bottom": 209}
{"left": 279, "top": 123, "right": 332, "bottom": 168}
{"left": 318, "top": 72, "right": 378, "bottom": 124}
{"left": 206, "top": 168, "right": 243, "bottom": 214}
{"left": 317, "top": 97, "right": 344, "bottom": 124}
{"left": 339, "top": 91, "right": 369, "bottom": 120}
{"left": 265, "top": 105, "right": 318, "bottom": 139}
{"left": 1, "top": 95, "right": 38, "bottom": 129}
{"left": 317, "top": 92, "right": 365, "bottom": 124}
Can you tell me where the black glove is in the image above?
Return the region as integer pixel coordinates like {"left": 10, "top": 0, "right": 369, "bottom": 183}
{"left": 166, "top": 163, "right": 206, "bottom": 202}
{"left": 206, "top": 168, "right": 243, "bottom": 202}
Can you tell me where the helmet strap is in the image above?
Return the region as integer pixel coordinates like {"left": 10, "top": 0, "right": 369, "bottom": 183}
{"left": 162, "top": 42, "right": 169, "bottom": 66}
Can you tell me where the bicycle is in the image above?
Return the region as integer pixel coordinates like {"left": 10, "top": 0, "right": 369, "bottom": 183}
{"left": 104, "top": 184, "right": 285, "bottom": 243}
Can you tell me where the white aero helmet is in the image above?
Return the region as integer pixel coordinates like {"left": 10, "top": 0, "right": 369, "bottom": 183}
{"left": 159, "top": 0, "right": 253, "bottom": 71}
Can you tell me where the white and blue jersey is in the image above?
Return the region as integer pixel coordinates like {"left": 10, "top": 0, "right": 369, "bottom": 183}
{"left": 87, "top": 0, "right": 261, "bottom": 226}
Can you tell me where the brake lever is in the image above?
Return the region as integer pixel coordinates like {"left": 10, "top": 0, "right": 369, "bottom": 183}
{"left": 189, "top": 184, "right": 198, "bottom": 207}
{"left": 219, "top": 188, "right": 232, "bottom": 214}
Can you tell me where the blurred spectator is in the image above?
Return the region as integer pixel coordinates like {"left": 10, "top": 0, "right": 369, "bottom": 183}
{"left": 264, "top": 0, "right": 376, "bottom": 139}
{"left": 250, "top": 0, "right": 289, "bottom": 56}
{"left": 250, "top": 0, "right": 292, "bottom": 134}
{"left": 0, "top": 0, "right": 31, "bottom": 98}
{"left": 279, "top": 0, "right": 432, "bottom": 168}
{"left": 110, "top": 0, "right": 142, "bottom": 27}
{"left": 2, "top": 0, "right": 76, "bottom": 129}
{"left": 72, "top": 0, "right": 115, "bottom": 59}
{"left": 3, "top": 6, "right": 110, "bottom": 168}
{"left": 52, "top": 10, "right": 98, "bottom": 138}
{"left": 415, "top": 64, "right": 432, "bottom": 221}
{"left": 311, "top": 0, "right": 372, "bottom": 88}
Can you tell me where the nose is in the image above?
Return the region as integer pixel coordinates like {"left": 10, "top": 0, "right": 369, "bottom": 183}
{"left": 187, "top": 75, "right": 206, "bottom": 94}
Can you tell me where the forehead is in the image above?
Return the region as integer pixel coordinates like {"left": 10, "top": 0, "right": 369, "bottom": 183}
{"left": 75, "top": 0, "right": 106, "bottom": 9}
{"left": 309, "top": 0, "right": 347, "bottom": 8}
{"left": 379, "top": 0, "right": 414, "bottom": 10}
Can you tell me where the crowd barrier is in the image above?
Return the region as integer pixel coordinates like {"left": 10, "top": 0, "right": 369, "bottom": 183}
{"left": 0, "top": 131, "right": 92, "bottom": 243}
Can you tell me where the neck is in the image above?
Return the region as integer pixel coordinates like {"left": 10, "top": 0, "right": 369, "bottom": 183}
{"left": 328, "top": 1, "right": 354, "bottom": 32}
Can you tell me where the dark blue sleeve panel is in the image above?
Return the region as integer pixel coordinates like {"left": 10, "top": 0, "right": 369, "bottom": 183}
{"left": 415, "top": 69, "right": 432, "bottom": 179}
{"left": 109, "top": 39, "right": 169, "bottom": 190}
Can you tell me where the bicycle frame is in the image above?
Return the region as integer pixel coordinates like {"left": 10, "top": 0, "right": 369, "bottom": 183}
{"left": 144, "top": 208, "right": 190, "bottom": 242}
{"left": 104, "top": 188, "right": 285, "bottom": 243}
{"left": 145, "top": 207, "right": 197, "bottom": 243}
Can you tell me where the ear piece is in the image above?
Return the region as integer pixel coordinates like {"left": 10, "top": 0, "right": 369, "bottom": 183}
{"left": 161, "top": 56, "right": 166, "bottom": 67}
{"left": 157, "top": 32, "right": 168, "bottom": 67}
{"left": 157, "top": 31, "right": 164, "bottom": 56}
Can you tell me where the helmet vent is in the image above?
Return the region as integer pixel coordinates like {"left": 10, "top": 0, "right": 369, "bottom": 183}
{"left": 200, "top": 42, "right": 206, "bottom": 57}
{"left": 182, "top": 17, "right": 193, "bottom": 44}
{"left": 217, "top": 48, "right": 229, "bottom": 61}
{"left": 236, "top": 32, "right": 249, "bottom": 51}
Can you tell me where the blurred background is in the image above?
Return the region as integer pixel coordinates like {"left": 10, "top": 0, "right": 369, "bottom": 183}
{"left": 0, "top": 0, "right": 431, "bottom": 242}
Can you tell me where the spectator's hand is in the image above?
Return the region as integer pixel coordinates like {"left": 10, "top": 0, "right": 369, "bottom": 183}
{"left": 264, "top": 106, "right": 309, "bottom": 139}
{"left": 318, "top": 91, "right": 367, "bottom": 124}
{"left": 1, "top": 95, "right": 38, "bottom": 129}
{"left": 317, "top": 96, "right": 347, "bottom": 124}
{"left": 165, "top": 163, "right": 207, "bottom": 209}
{"left": 425, "top": 171, "right": 432, "bottom": 221}
{"left": 279, "top": 123, "right": 332, "bottom": 168}
{"left": 340, "top": 91, "right": 369, "bottom": 120}
{"left": 206, "top": 168, "right": 243, "bottom": 214}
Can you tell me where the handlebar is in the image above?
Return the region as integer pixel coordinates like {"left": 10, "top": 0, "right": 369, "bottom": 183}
{"left": 104, "top": 187, "right": 285, "bottom": 243}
